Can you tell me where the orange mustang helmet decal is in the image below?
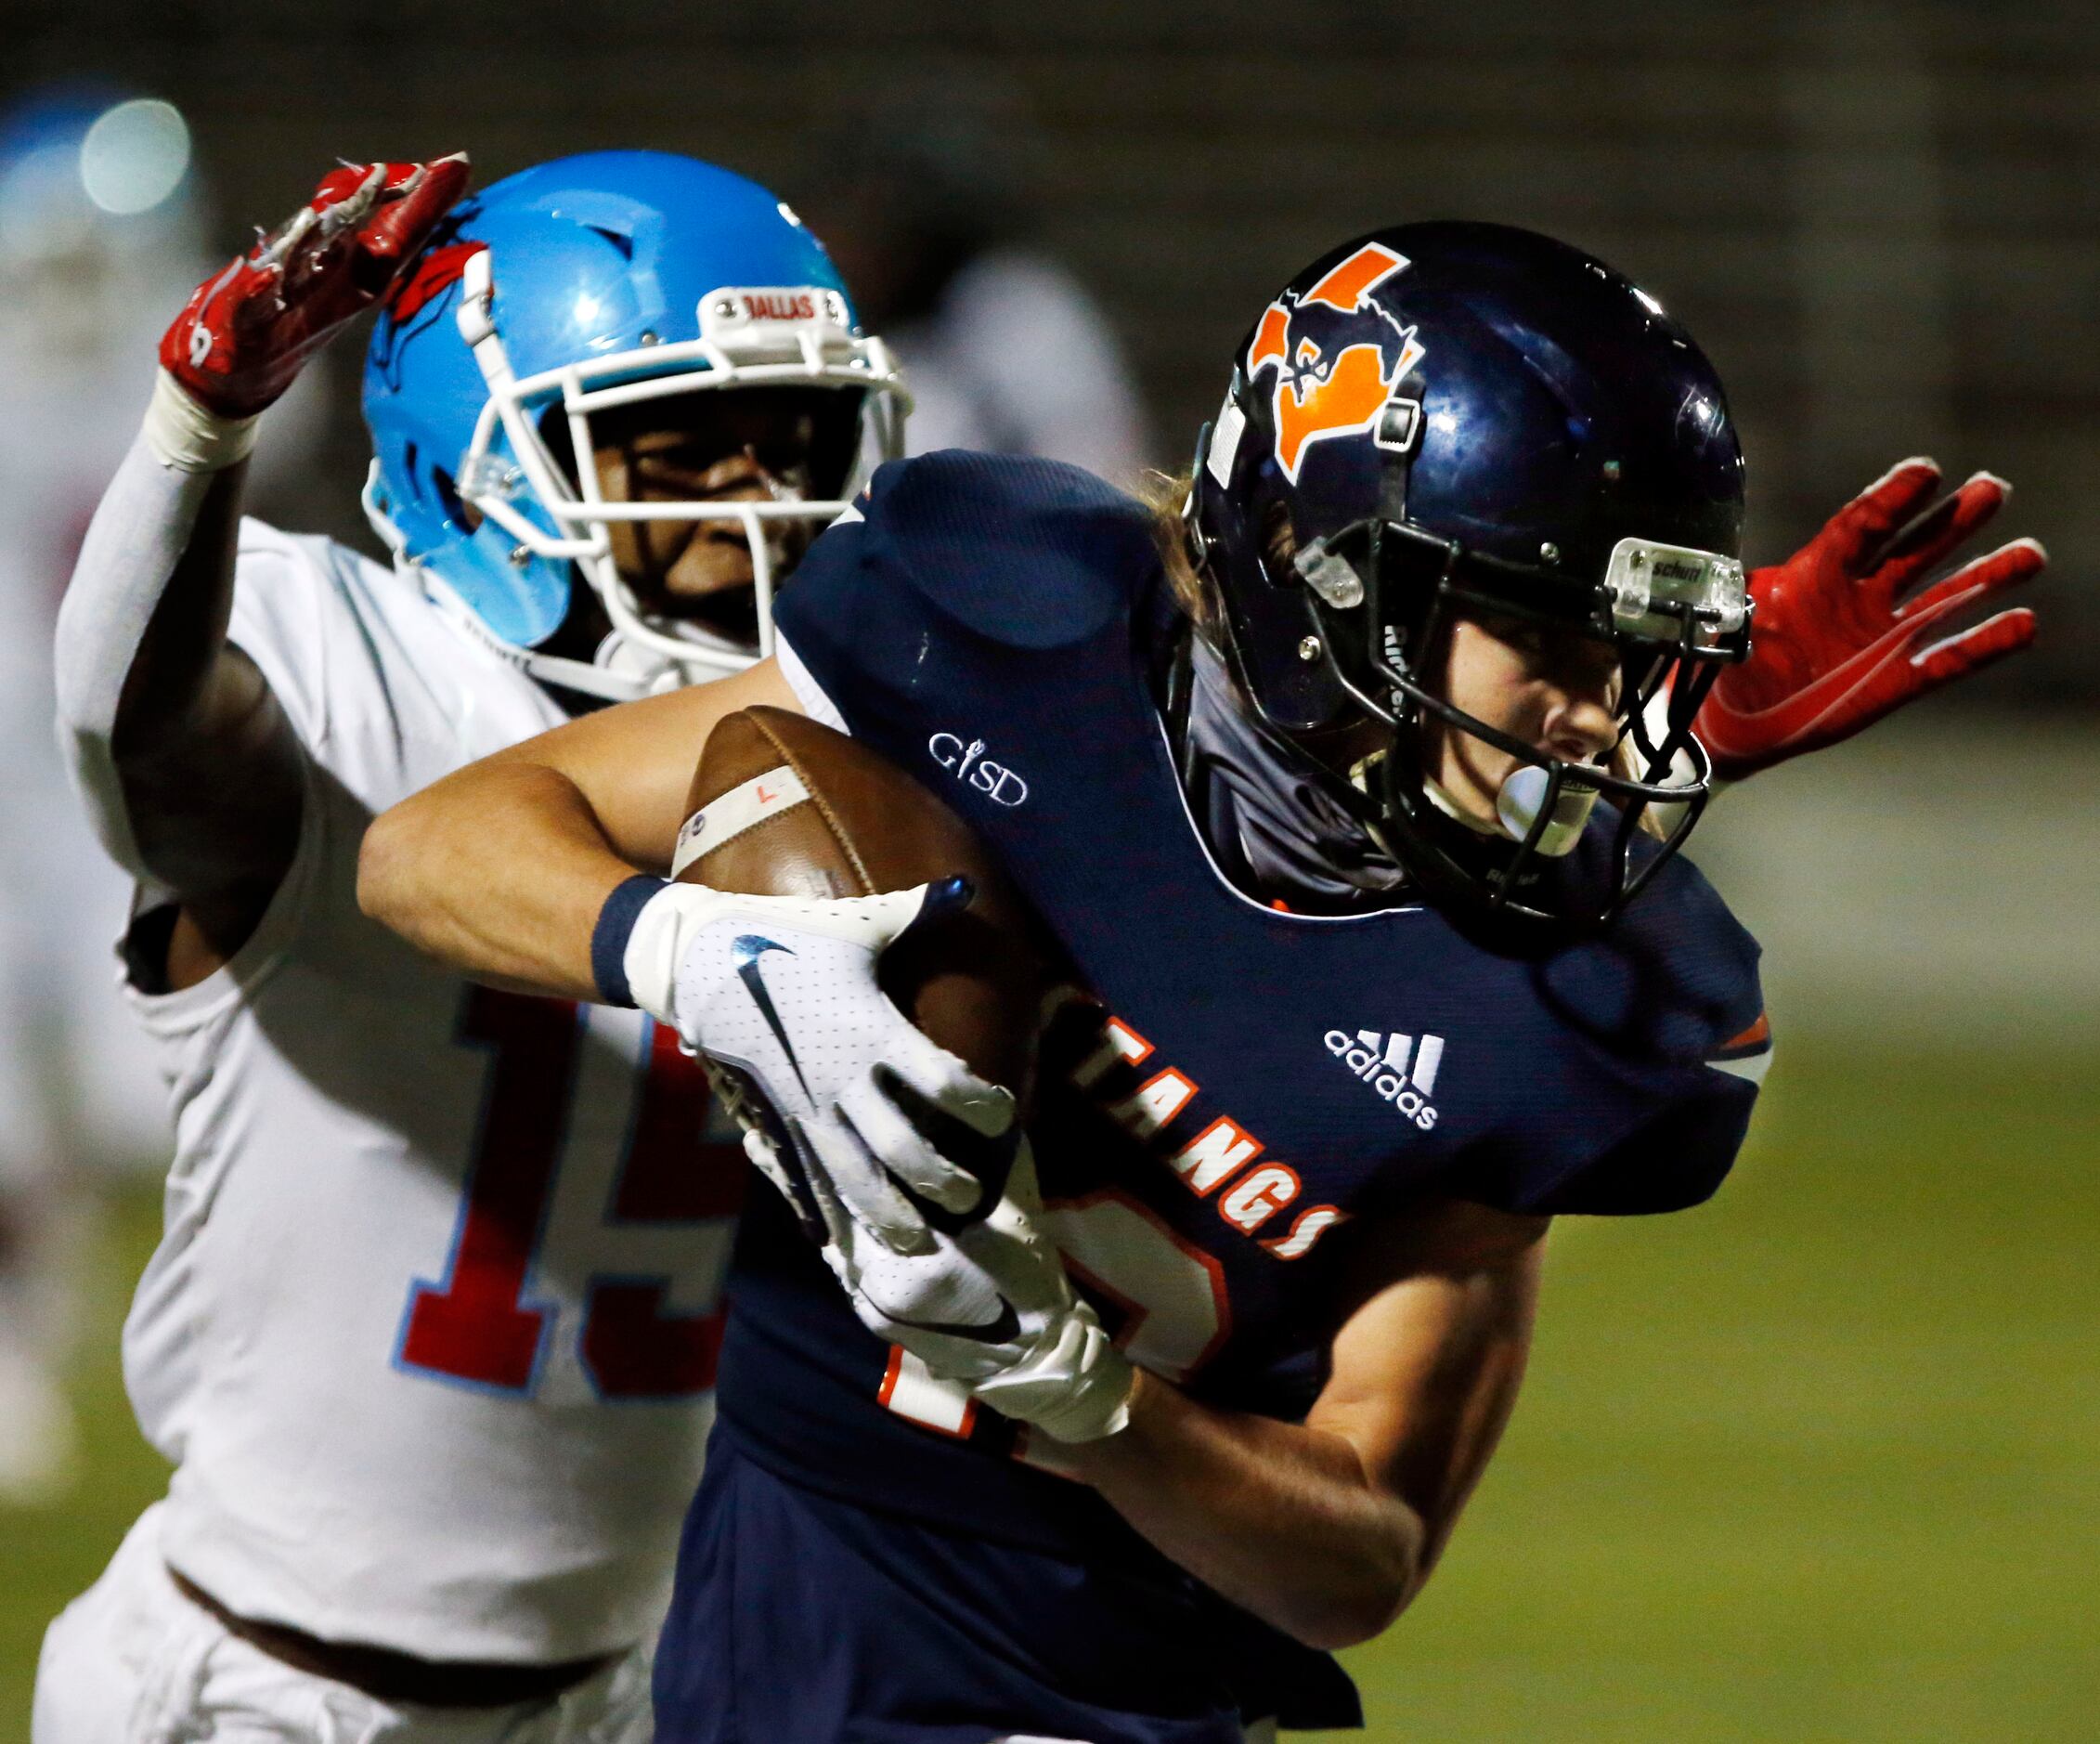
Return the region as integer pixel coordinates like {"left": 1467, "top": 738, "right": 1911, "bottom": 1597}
{"left": 1247, "top": 242, "right": 1424, "bottom": 484}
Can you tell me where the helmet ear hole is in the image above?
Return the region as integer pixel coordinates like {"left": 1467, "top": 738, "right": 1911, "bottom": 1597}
{"left": 431, "top": 463, "right": 478, "bottom": 534}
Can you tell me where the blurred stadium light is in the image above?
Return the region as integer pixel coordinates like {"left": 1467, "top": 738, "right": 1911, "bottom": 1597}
{"left": 2, "top": 0, "right": 2092, "bottom": 709}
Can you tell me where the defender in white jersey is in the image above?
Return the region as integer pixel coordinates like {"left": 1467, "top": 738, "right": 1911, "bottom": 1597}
{"left": 38, "top": 150, "right": 904, "bottom": 1738}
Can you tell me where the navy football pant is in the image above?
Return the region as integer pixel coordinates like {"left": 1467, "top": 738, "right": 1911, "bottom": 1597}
{"left": 653, "top": 1428, "right": 1268, "bottom": 1744}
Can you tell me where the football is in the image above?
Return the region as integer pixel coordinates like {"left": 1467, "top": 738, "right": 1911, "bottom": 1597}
{"left": 673, "top": 705, "right": 1053, "bottom": 1102}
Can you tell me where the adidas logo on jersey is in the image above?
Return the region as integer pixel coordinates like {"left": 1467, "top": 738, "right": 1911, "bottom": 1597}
{"left": 1323, "top": 1028, "right": 1445, "bottom": 1130}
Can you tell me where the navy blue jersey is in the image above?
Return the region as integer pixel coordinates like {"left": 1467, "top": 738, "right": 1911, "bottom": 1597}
{"left": 706, "top": 451, "right": 1769, "bottom": 1728}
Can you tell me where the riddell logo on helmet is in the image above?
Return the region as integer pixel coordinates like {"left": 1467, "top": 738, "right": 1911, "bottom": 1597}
{"left": 1323, "top": 1028, "right": 1444, "bottom": 1130}
{"left": 1248, "top": 242, "right": 1427, "bottom": 484}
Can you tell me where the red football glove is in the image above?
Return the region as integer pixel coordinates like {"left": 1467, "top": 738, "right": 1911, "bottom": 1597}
{"left": 1696, "top": 458, "right": 2043, "bottom": 780}
{"left": 161, "top": 154, "right": 471, "bottom": 419}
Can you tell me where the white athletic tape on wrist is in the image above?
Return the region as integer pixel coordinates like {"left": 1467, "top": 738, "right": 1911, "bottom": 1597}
{"left": 981, "top": 1328, "right": 1135, "bottom": 1444}
{"left": 669, "top": 764, "right": 810, "bottom": 877}
{"left": 140, "top": 370, "right": 261, "bottom": 474}
{"left": 622, "top": 886, "right": 722, "bottom": 1027}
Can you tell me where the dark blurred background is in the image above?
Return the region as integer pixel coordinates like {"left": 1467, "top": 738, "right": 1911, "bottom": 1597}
{"left": 3, "top": 6, "right": 2094, "bottom": 1741}
{"left": 6, "top": 0, "right": 2095, "bottom": 704}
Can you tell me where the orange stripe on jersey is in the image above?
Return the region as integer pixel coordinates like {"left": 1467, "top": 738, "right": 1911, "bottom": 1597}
{"left": 1721, "top": 1012, "right": 1770, "bottom": 1052}
{"left": 1707, "top": 1010, "right": 1774, "bottom": 1086}
{"left": 875, "top": 1343, "right": 904, "bottom": 1408}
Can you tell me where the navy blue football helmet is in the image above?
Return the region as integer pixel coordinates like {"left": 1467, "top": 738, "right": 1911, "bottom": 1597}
{"left": 1187, "top": 221, "right": 1752, "bottom": 927}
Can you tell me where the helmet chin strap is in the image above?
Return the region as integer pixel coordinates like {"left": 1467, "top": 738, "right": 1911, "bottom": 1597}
{"left": 585, "top": 498, "right": 778, "bottom": 679}
{"left": 412, "top": 565, "right": 692, "bottom": 707}
{"left": 369, "top": 465, "right": 750, "bottom": 706}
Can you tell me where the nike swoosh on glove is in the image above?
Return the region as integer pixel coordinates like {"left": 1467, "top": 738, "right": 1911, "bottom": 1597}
{"left": 797, "top": 1125, "right": 1135, "bottom": 1445}
{"left": 1697, "top": 458, "right": 2043, "bottom": 780}
{"left": 624, "top": 879, "right": 1015, "bottom": 1243}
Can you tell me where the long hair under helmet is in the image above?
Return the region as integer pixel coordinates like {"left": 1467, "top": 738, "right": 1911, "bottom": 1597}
{"left": 1186, "top": 221, "right": 1752, "bottom": 931}
{"left": 362, "top": 150, "right": 907, "bottom": 702}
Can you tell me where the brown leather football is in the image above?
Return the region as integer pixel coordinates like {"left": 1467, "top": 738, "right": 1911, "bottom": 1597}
{"left": 674, "top": 706, "right": 1051, "bottom": 1102}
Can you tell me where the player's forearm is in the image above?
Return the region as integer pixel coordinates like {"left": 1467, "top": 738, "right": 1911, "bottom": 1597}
{"left": 54, "top": 409, "right": 272, "bottom": 877}
{"left": 56, "top": 376, "right": 258, "bottom": 748}
{"left": 1036, "top": 1371, "right": 1426, "bottom": 1651}
{"left": 1033, "top": 1219, "right": 1544, "bottom": 1651}
{"left": 358, "top": 761, "right": 634, "bottom": 1002}
{"left": 106, "top": 459, "right": 248, "bottom": 752}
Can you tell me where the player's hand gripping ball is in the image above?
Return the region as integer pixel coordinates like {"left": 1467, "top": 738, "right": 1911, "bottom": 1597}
{"left": 666, "top": 706, "right": 1046, "bottom": 1231}
{"left": 161, "top": 154, "right": 470, "bottom": 418}
{"left": 1697, "top": 458, "right": 2044, "bottom": 779}
{"left": 660, "top": 708, "right": 1133, "bottom": 1441}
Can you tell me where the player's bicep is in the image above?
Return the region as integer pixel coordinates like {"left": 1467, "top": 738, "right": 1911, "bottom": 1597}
{"left": 1306, "top": 1200, "right": 1548, "bottom": 1566}
{"left": 478, "top": 655, "right": 803, "bottom": 870}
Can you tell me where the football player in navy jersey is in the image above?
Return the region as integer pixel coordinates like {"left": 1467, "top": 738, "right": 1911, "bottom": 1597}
{"left": 363, "top": 223, "right": 2044, "bottom": 1743}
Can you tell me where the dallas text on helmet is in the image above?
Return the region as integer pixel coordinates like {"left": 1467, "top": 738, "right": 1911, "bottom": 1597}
{"left": 741, "top": 291, "right": 816, "bottom": 321}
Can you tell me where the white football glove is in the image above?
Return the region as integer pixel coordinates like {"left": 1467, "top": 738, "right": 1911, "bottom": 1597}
{"left": 797, "top": 1123, "right": 1134, "bottom": 1444}
{"left": 622, "top": 877, "right": 1133, "bottom": 1444}
{"left": 623, "top": 877, "right": 1014, "bottom": 1240}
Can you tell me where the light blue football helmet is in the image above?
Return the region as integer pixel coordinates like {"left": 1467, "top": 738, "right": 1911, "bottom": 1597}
{"left": 362, "top": 150, "right": 906, "bottom": 697}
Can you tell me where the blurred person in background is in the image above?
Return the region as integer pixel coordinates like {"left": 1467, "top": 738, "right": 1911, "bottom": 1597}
{"left": 809, "top": 89, "right": 1152, "bottom": 484}
{"left": 0, "top": 80, "right": 329, "bottom": 1506}
{"left": 35, "top": 149, "right": 904, "bottom": 1741}
{"left": 0, "top": 82, "right": 220, "bottom": 1503}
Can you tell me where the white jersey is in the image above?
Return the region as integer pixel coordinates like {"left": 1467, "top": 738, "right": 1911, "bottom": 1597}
{"left": 121, "top": 520, "right": 741, "bottom": 1662}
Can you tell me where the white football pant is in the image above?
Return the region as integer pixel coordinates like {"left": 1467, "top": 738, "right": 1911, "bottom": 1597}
{"left": 34, "top": 1504, "right": 653, "bottom": 1744}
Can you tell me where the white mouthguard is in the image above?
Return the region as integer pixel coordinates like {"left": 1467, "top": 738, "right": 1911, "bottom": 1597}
{"left": 1496, "top": 764, "right": 1601, "bottom": 857}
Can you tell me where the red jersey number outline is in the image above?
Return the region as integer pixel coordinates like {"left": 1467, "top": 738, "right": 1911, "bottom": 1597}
{"left": 396, "top": 987, "right": 744, "bottom": 1399}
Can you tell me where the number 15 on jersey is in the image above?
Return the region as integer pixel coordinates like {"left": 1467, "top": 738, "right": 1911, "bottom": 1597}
{"left": 397, "top": 988, "right": 745, "bottom": 1401}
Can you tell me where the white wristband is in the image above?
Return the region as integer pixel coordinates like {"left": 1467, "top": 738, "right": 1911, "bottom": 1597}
{"left": 141, "top": 369, "right": 261, "bottom": 474}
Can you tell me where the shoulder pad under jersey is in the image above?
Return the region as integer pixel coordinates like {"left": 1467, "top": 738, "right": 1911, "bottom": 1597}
{"left": 849, "top": 450, "right": 1160, "bottom": 648}
{"left": 1536, "top": 845, "right": 1765, "bottom": 1069}
{"left": 1506, "top": 849, "right": 1769, "bottom": 1216}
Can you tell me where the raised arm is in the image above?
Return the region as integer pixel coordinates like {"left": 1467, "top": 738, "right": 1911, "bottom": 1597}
{"left": 58, "top": 446, "right": 283, "bottom": 938}
{"left": 55, "top": 157, "right": 465, "bottom": 966}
